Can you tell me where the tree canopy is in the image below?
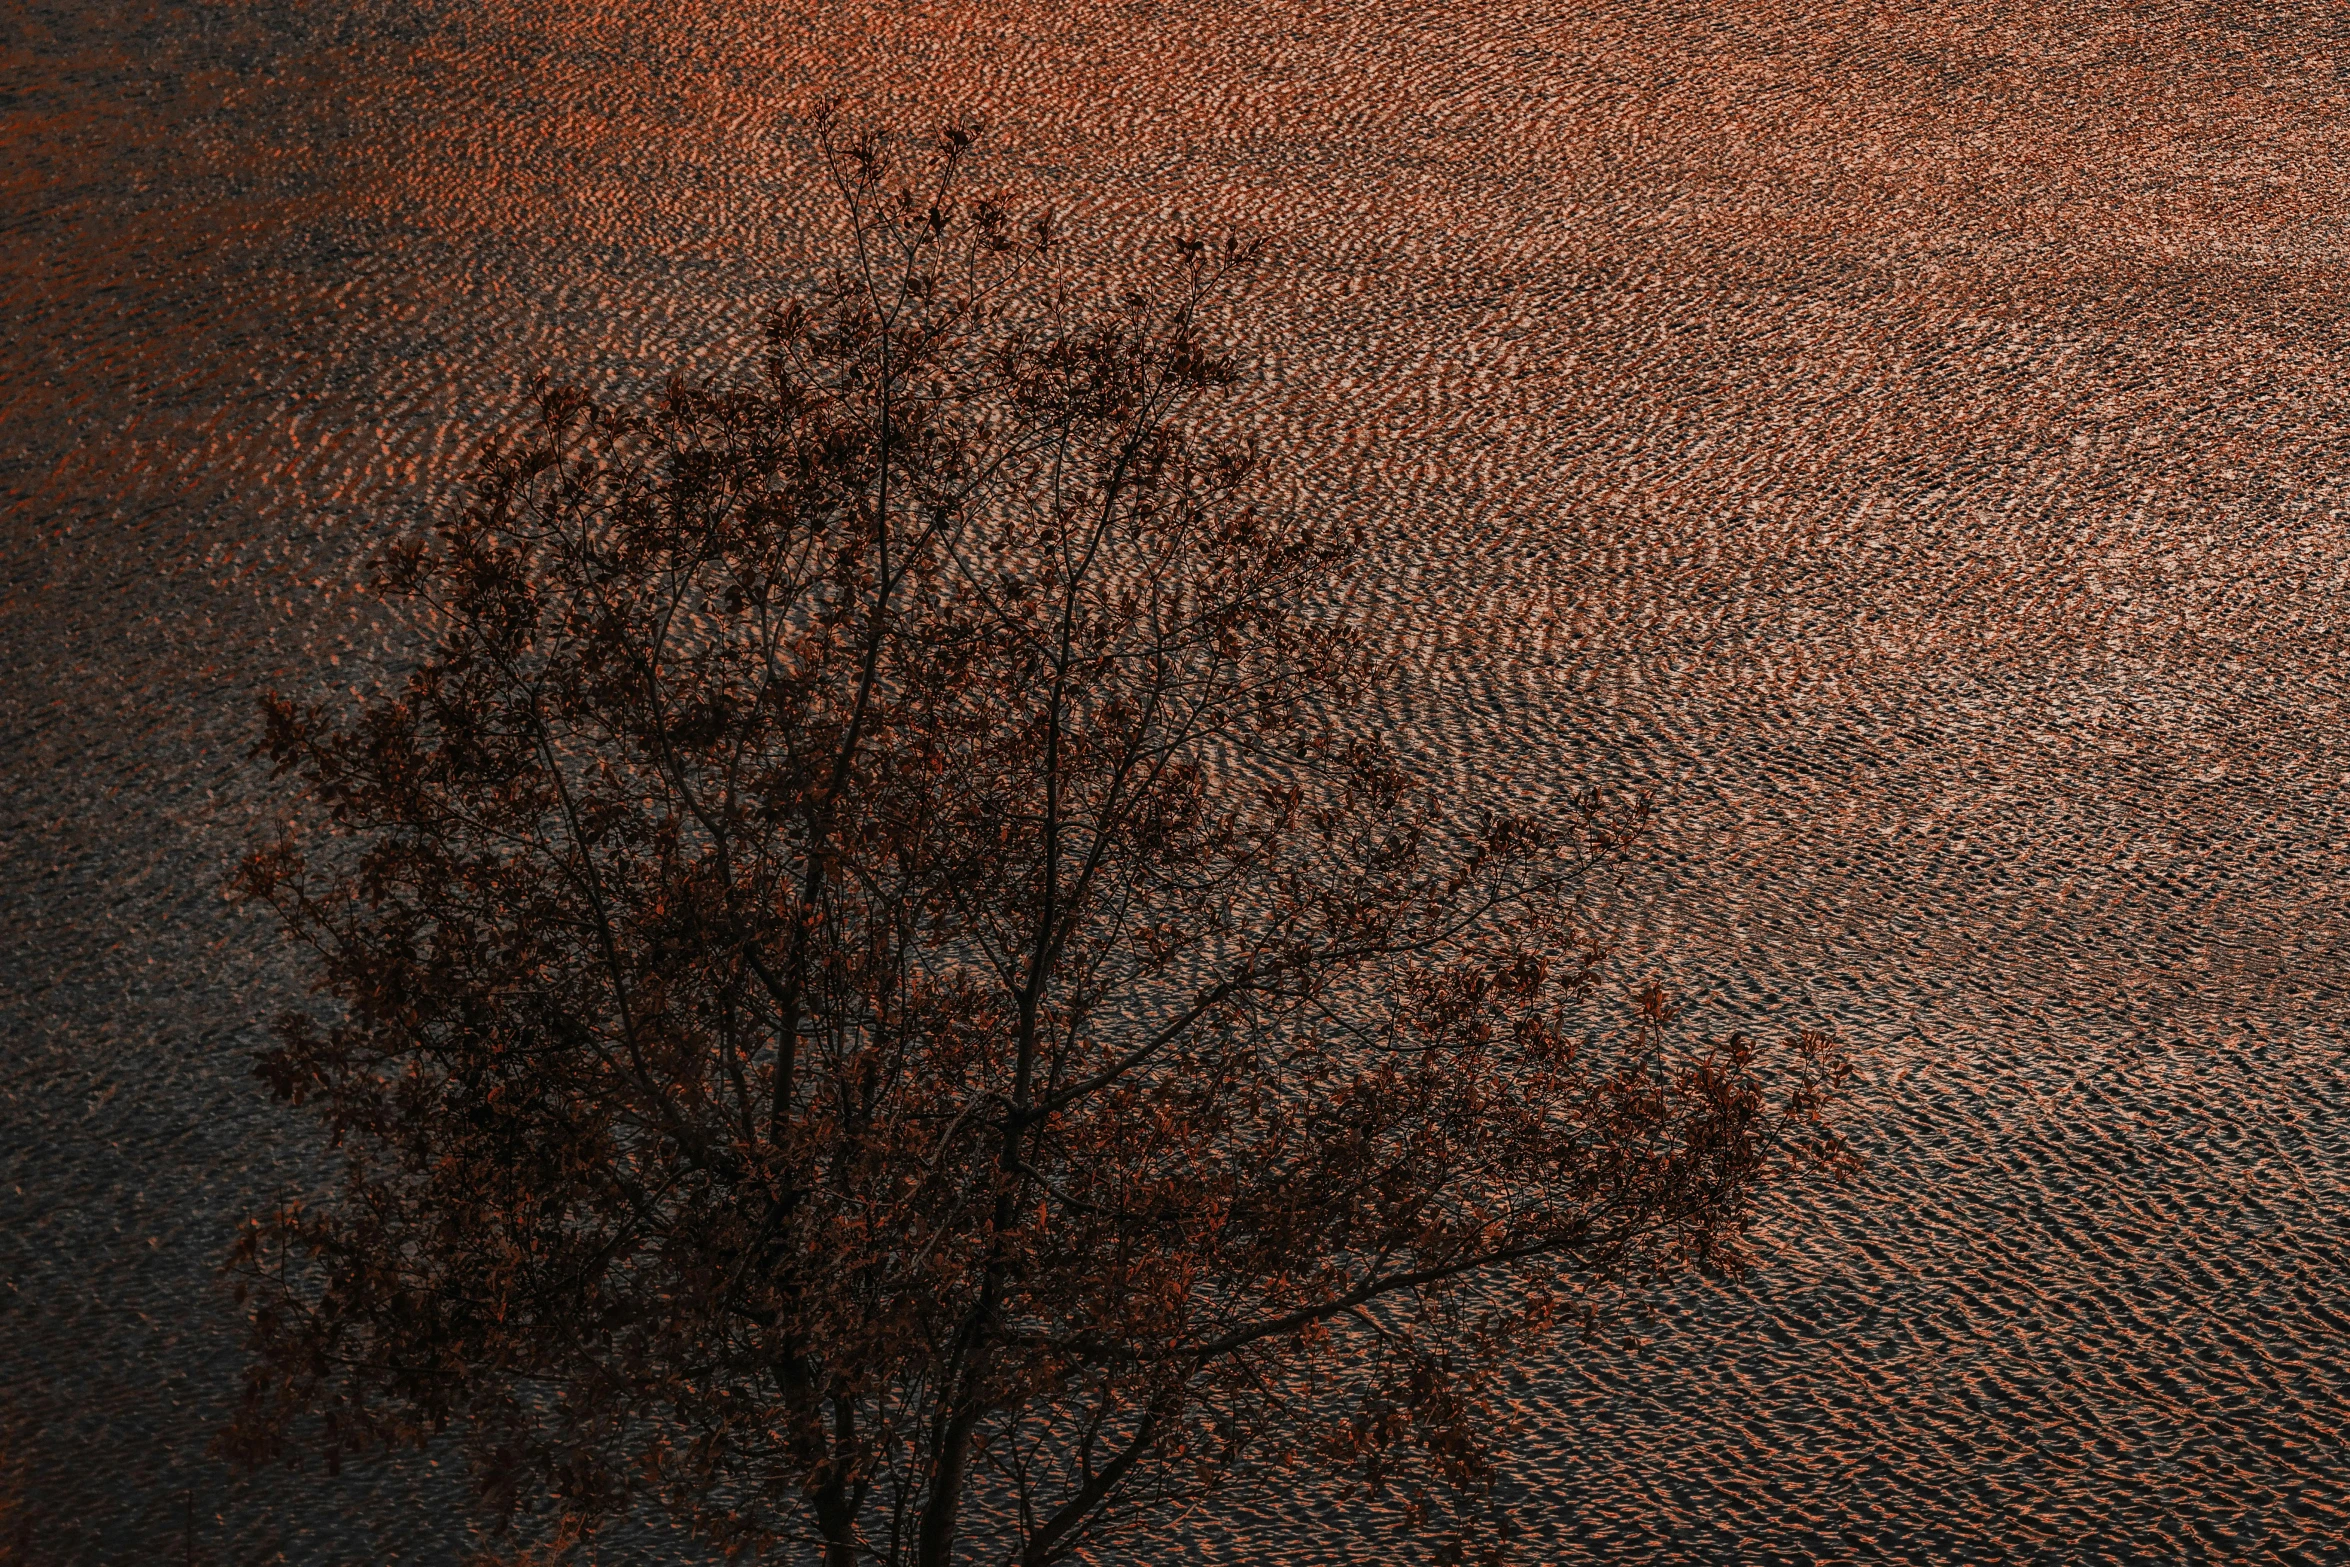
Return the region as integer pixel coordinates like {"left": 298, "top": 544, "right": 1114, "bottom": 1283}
{"left": 226, "top": 115, "right": 1854, "bottom": 1566}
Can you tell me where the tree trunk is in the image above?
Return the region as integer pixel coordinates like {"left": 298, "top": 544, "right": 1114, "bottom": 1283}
{"left": 812, "top": 1484, "right": 859, "bottom": 1567}
{"left": 914, "top": 1401, "right": 982, "bottom": 1567}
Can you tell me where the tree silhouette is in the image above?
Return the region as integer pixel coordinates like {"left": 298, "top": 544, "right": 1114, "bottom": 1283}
{"left": 225, "top": 114, "right": 1854, "bottom": 1566}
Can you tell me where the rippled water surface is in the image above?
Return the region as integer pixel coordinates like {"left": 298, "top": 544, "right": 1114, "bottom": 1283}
{"left": 5, "top": 0, "right": 2348, "bottom": 1560}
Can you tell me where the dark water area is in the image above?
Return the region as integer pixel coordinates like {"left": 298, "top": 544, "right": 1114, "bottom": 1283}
{"left": 5, "top": 0, "right": 2348, "bottom": 1561}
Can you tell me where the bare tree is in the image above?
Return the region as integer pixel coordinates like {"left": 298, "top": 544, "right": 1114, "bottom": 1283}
{"left": 225, "top": 114, "right": 1854, "bottom": 1566}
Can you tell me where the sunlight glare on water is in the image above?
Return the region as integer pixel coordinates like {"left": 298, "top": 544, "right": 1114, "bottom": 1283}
{"left": 2, "top": 0, "right": 2346, "bottom": 1560}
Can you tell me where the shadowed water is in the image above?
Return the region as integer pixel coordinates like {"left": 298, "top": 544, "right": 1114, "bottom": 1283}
{"left": 4, "top": 0, "right": 2346, "bottom": 1561}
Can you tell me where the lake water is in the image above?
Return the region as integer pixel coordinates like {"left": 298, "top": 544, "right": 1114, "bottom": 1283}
{"left": 4, "top": 0, "right": 2346, "bottom": 1560}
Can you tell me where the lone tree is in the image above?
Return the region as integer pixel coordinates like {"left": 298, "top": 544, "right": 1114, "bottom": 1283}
{"left": 227, "top": 117, "right": 1853, "bottom": 1565}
